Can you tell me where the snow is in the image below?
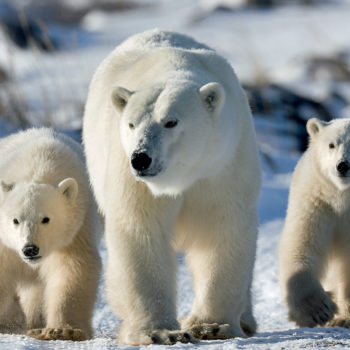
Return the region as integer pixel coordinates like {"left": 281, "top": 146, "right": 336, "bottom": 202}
{"left": 0, "top": 0, "right": 350, "bottom": 348}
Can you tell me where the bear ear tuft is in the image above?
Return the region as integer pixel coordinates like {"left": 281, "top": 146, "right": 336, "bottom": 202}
{"left": 0, "top": 180, "right": 14, "bottom": 201}
{"left": 199, "top": 82, "right": 225, "bottom": 114}
{"left": 58, "top": 178, "right": 78, "bottom": 201}
{"left": 0, "top": 180, "right": 14, "bottom": 193}
{"left": 306, "top": 118, "right": 327, "bottom": 137}
{"left": 111, "top": 86, "right": 134, "bottom": 111}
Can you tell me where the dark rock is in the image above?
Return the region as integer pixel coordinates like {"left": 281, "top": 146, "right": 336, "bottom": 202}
{"left": 307, "top": 53, "right": 350, "bottom": 82}
{"left": 244, "top": 83, "right": 333, "bottom": 152}
{"left": 0, "top": 14, "right": 58, "bottom": 51}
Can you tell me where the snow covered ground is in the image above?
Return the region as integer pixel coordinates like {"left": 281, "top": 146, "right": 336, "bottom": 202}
{"left": 1, "top": 0, "right": 350, "bottom": 348}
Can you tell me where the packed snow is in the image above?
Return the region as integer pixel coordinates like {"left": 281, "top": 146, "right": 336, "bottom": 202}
{"left": 1, "top": 0, "right": 350, "bottom": 348}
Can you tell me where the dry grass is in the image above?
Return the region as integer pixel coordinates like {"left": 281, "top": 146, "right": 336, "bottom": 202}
{"left": 0, "top": 4, "right": 86, "bottom": 129}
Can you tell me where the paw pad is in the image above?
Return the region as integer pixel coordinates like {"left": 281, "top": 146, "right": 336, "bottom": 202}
{"left": 149, "top": 330, "right": 198, "bottom": 345}
{"left": 189, "top": 323, "right": 232, "bottom": 340}
{"left": 27, "top": 327, "right": 85, "bottom": 341}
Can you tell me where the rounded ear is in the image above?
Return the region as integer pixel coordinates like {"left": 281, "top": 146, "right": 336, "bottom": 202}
{"left": 199, "top": 82, "right": 225, "bottom": 114}
{"left": 0, "top": 180, "right": 14, "bottom": 202}
{"left": 57, "top": 178, "right": 78, "bottom": 201}
{"left": 306, "top": 118, "right": 326, "bottom": 137}
{"left": 111, "top": 86, "right": 133, "bottom": 111}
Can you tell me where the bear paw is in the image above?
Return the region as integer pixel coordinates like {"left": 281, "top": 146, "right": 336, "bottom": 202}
{"left": 327, "top": 317, "right": 350, "bottom": 328}
{"left": 288, "top": 290, "right": 337, "bottom": 327}
{"left": 27, "top": 327, "right": 85, "bottom": 341}
{"left": 150, "top": 330, "right": 198, "bottom": 345}
{"left": 187, "top": 323, "right": 233, "bottom": 340}
{"left": 180, "top": 315, "right": 239, "bottom": 339}
{"left": 119, "top": 329, "right": 198, "bottom": 345}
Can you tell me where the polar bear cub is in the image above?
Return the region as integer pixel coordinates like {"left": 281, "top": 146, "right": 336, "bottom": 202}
{"left": 0, "top": 128, "right": 101, "bottom": 340}
{"left": 280, "top": 117, "right": 350, "bottom": 328}
{"left": 83, "top": 29, "right": 261, "bottom": 345}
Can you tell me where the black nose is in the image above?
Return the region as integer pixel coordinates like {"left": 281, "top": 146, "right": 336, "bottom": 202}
{"left": 337, "top": 160, "right": 350, "bottom": 175}
{"left": 131, "top": 152, "right": 152, "bottom": 171}
{"left": 22, "top": 244, "right": 39, "bottom": 257}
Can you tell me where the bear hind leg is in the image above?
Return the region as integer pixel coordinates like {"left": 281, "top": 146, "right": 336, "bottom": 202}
{"left": 325, "top": 250, "right": 350, "bottom": 329}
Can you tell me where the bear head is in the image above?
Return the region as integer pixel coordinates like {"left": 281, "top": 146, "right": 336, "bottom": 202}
{"left": 307, "top": 117, "right": 350, "bottom": 190}
{"left": 112, "top": 80, "right": 226, "bottom": 196}
{"left": 0, "top": 178, "right": 79, "bottom": 266}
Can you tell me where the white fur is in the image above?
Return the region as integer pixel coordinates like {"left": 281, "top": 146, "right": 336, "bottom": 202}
{"left": 280, "top": 118, "right": 350, "bottom": 328}
{"left": 0, "top": 128, "right": 101, "bottom": 340}
{"left": 83, "top": 29, "right": 261, "bottom": 345}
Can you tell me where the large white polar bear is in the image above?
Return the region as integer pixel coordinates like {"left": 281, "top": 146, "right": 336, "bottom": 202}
{"left": 83, "top": 29, "right": 261, "bottom": 345}
{"left": 0, "top": 128, "right": 101, "bottom": 340}
{"left": 280, "top": 118, "right": 350, "bottom": 328}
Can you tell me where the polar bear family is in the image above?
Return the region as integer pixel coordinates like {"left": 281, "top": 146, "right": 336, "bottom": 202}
{"left": 0, "top": 28, "right": 349, "bottom": 345}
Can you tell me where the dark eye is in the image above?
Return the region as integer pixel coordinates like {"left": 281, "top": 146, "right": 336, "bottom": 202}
{"left": 164, "top": 120, "right": 178, "bottom": 128}
{"left": 41, "top": 217, "right": 50, "bottom": 224}
{"left": 128, "top": 123, "right": 135, "bottom": 130}
{"left": 329, "top": 143, "right": 335, "bottom": 149}
{"left": 13, "top": 218, "right": 19, "bottom": 225}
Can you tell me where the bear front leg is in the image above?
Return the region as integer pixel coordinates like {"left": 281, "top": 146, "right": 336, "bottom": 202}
{"left": 0, "top": 296, "right": 25, "bottom": 334}
{"left": 285, "top": 271, "right": 336, "bottom": 327}
{"left": 176, "top": 173, "right": 259, "bottom": 340}
{"left": 19, "top": 284, "right": 45, "bottom": 330}
{"left": 106, "top": 229, "right": 195, "bottom": 345}
{"left": 280, "top": 209, "right": 337, "bottom": 328}
{"left": 326, "top": 243, "right": 350, "bottom": 328}
{"left": 0, "top": 251, "right": 25, "bottom": 334}
{"left": 105, "top": 195, "right": 197, "bottom": 345}
{"left": 27, "top": 245, "right": 101, "bottom": 341}
{"left": 180, "top": 231, "right": 256, "bottom": 340}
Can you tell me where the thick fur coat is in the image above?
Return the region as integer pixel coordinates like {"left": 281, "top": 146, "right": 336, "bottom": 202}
{"left": 280, "top": 118, "right": 350, "bottom": 329}
{"left": 83, "top": 29, "right": 261, "bottom": 345}
{"left": 0, "top": 128, "right": 101, "bottom": 340}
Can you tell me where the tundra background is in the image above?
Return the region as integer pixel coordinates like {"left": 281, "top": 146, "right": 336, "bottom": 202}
{"left": 0, "top": 0, "right": 350, "bottom": 349}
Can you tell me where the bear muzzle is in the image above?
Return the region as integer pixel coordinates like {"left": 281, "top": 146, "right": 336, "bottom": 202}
{"left": 22, "top": 244, "right": 41, "bottom": 261}
{"left": 337, "top": 160, "right": 350, "bottom": 177}
{"left": 130, "top": 151, "right": 162, "bottom": 177}
{"left": 131, "top": 151, "right": 152, "bottom": 172}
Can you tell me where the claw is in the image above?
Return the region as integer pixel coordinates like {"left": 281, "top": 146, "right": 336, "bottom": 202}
{"left": 212, "top": 326, "right": 220, "bottom": 336}
{"left": 168, "top": 335, "right": 176, "bottom": 344}
{"left": 150, "top": 330, "right": 197, "bottom": 345}
{"left": 312, "top": 315, "right": 318, "bottom": 324}
{"left": 323, "top": 302, "right": 330, "bottom": 311}
{"left": 53, "top": 329, "right": 62, "bottom": 335}
{"left": 183, "top": 332, "right": 191, "bottom": 341}
{"left": 150, "top": 333, "right": 161, "bottom": 344}
{"left": 319, "top": 315, "right": 327, "bottom": 324}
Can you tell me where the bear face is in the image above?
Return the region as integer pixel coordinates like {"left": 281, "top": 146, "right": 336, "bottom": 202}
{"left": 0, "top": 178, "right": 78, "bottom": 266}
{"left": 307, "top": 118, "right": 350, "bottom": 190}
{"left": 112, "top": 80, "right": 225, "bottom": 196}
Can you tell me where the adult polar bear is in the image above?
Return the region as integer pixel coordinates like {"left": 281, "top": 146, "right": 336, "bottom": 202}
{"left": 83, "top": 29, "right": 261, "bottom": 345}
